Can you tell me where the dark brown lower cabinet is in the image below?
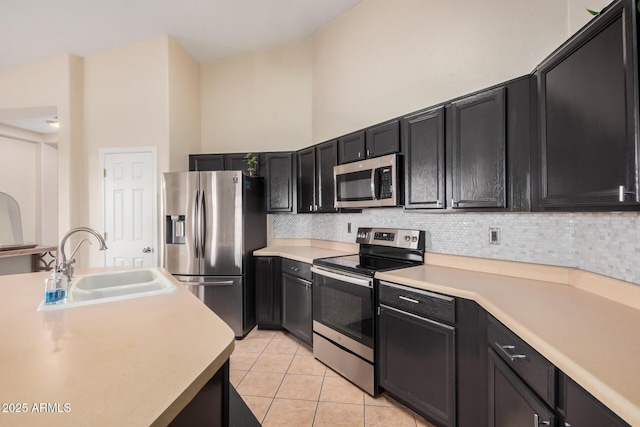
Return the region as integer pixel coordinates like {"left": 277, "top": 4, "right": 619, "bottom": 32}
{"left": 488, "top": 349, "right": 555, "bottom": 427}
{"left": 281, "top": 268, "right": 312, "bottom": 347}
{"left": 558, "top": 372, "right": 630, "bottom": 427}
{"left": 169, "top": 360, "right": 229, "bottom": 427}
{"left": 255, "top": 257, "right": 282, "bottom": 330}
{"left": 378, "top": 305, "right": 456, "bottom": 427}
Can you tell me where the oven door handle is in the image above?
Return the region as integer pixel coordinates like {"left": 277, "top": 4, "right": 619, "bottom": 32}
{"left": 311, "top": 266, "right": 373, "bottom": 288}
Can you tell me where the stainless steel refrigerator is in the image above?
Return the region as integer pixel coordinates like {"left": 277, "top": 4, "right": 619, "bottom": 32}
{"left": 161, "top": 171, "right": 266, "bottom": 338}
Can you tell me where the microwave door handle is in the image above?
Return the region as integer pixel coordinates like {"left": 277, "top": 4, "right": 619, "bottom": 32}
{"left": 370, "top": 169, "right": 378, "bottom": 200}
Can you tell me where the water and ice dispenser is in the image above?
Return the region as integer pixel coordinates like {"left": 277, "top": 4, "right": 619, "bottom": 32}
{"left": 165, "top": 215, "right": 185, "bottom": 244}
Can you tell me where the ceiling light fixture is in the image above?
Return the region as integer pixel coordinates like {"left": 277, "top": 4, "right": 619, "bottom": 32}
{"left": 46, "top": 119, "right": 59, "bottom": 128}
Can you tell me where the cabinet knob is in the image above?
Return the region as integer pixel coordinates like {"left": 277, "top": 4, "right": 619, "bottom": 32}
{"left": 358, "top": 151, "right": 361, "bottom": 158}
{"left": 366, "top": 149, "right": 371, "bottom": 157}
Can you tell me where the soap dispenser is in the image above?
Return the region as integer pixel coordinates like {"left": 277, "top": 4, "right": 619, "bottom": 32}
{"left": 44, "top": 269, "right": 68, "bottom": 305}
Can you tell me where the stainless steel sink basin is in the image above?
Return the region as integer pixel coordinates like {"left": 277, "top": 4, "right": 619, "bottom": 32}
{"left": 37, "top": 267, "right": 178, "bottom": 311}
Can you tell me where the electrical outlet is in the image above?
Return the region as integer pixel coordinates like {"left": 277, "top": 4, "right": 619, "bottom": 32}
{"left": 489, "top": 227, "right": 500, "bottom": 245}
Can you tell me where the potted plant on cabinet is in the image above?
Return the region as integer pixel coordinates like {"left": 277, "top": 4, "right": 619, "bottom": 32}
{"left": 244, "top": 153, "right": 258, "bottom": 176}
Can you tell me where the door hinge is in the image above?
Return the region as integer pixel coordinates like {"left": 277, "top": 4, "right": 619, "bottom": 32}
{"left": 103, "top": 169, "right": 106, "bottom": 177}
{"left": 103, "top": 232, "right": 107, "bottom": 241}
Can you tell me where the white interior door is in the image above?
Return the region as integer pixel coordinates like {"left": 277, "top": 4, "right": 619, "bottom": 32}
{"left": 102, "top": 149, "right": 157, "bottom": 267}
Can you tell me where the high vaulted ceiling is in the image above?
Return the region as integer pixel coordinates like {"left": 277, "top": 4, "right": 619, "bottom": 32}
{"left": 0, "top": 0, "right": 363, "bottom": 71}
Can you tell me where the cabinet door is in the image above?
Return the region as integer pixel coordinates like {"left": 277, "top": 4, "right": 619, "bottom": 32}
{"left": 225, "top": 153, "right": 260, "bottom": 176}
{"left": 450, "top": 87, "right": 506, "bottom": 209}
{"left": 488, "top": 349, "right": 555, "bottom": 427}
{"left": 297, "top": 147, "right": 317, "bottom": 213}
{"left": 265, "top": 152, "right": 294, "bottom": 213}
{"left": 559, "top": 373, "right": 630, "bottom": 427}
{"left": 404, "top": 107, "right": 445, "bottom": 209}
{"left": 536, "top": 2, "right": 639, "bottom": 209}
{"left": 366, "top": 120, "right": 400, "bottom": 158}
{"left": 255, "top": 257, "right": 282, "bottom": 329}
{"left": 189, "top": 154, "right": 225, "bottom": 171}
{"left": 378, "top": 305, "right": 456, "bottom": 427}
{"left": 316, "top": 140, "right": 338, "bottom": 213}
{"left": 338, "top": 131, "right": 366, "bottom": 164}
{"left": 282, "top": 273, "right": 312, "bottom": 347}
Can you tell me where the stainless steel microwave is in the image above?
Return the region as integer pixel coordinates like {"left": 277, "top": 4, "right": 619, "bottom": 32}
{"left": 334, "top": 154, "right": 400, "bottom": 208}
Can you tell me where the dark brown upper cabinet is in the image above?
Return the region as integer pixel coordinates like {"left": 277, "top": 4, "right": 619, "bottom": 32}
{"left": 189, "top": 153, "right": 260, "bottom": 176}
{"left": 316, "top": 140, "right": 339, "bottom": 213}
{"left": 534, "top": 0, "right": 640, "bottom": 210}
{"left": 297, "top": 147, "right": 316, "bottom": 213}
{"left": 338, "top": 120, "right": 401, "bottom": 164}
{"left": 338, "top": 131, "right": 366, "bottom": 164}
{"left": 366, "top": 119, "right": 401, "bottom": 159}
{"left": 189, "top": 154, "right": 225, "bottom": 171}
{"left": 448, "top": 87, "right": 507, "bottom": 209}
{"left": 265, "top": 152, "right": 295, "bottom": 213}
{"left": 403, "top": 106, "right": 446, "bottom": 209}
{"left": 297, "top": 140, "right": 339, "bottom": 213}
{"left": 444, "top": 77, "right": 531, "bottom": 212}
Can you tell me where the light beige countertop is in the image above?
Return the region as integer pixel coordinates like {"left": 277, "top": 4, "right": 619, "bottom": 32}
{"left": 0, "top": 267, "right": 234, "bottom": 426}
{"left": 253, "top": 238, "right": 358, "bottom": 263}
{"left": 377, "top": 253, "right": 640, "bottom": 426}
{"left": 256, "top": 239, "right": 640, "bottom": 424}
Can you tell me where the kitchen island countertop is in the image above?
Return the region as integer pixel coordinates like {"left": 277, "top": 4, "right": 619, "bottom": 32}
{"left": 0, "top": 267, "right": 234, "bottom": 426}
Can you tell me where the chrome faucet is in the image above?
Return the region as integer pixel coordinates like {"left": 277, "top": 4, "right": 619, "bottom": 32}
{"left": 56, "top": 227, "right": 108, "bottom": 282}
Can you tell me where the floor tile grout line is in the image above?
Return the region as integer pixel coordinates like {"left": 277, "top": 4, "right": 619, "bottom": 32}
{"left": 238, "top": 329, "right": 433, "bottom": 427}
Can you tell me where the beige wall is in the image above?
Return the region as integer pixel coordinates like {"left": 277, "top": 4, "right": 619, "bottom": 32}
{"left": 311, "top": 0, "right": 569, "bottom": 142}
{"left": 37, "top": 142, "right": 59, "bottom": 245}
{"left": 568, "top": 0, "right": 613, "bottom": 34}
{"left": 0, "top": 55, "right": 80, "bottom": 238}
{"left": 200, "top": 39, "right": 313, "bottom": 153}
{"left": 0, "top": 132, "right": 37, "bottom": 242}
{"left": 168, "top": 38, "right": 201, "bottom": 172}
{"left": 83, "top": 36, "right": 172, "bottom": 266}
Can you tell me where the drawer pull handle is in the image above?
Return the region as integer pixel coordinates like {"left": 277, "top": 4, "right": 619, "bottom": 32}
{"left": 496, "top": 342, "right": 527, "bottom": 361}
{"left": 398, "top": 295, "right": 419, "bottom": 304}
{"left": 534, "top": 413, "right": 551, "bottom": 427}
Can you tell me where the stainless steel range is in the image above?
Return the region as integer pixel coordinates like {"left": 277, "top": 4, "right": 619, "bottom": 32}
{"left": 311, "top": 227, "right": 425, "bottom": 395}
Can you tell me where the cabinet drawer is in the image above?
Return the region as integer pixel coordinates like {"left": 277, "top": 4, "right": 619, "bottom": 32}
{"left": 282, "top": 258, "right": 312, "bottom": 281}
{"left": 379, "top": 281, "right": 455, "bottom": 324}
{"left": 488, "top": 315, "right": 556, "bottom": 407}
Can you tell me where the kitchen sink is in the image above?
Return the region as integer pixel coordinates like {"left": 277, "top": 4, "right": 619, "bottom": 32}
{"left": 37, "top": 267, "right": 178, "bottom": 311}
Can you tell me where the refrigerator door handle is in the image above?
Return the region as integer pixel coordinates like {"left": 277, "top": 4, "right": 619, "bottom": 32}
{"left": 190, "top": 280, "right": 236, "bottom": 286}
{"left": 194, "top": 190, "right": 200, "bottom": 259}
{"left": 200, "top": 190, "right": 206, "bottom": 257}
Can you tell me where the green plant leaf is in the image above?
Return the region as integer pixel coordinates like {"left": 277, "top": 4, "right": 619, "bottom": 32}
{"left": 637, "top": 0, "right": 640, "bottom": 14}
{"left": 586, "top": 8, "right": 600, "bottom": 16}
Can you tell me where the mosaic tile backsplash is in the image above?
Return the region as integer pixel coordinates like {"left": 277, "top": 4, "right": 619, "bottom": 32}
{"left": 272, "top": 209, "right": 640, "bottom": 285}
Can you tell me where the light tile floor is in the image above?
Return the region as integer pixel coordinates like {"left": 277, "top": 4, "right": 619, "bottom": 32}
{"left": 231, "top": 327, "right": 437, "bottom": 427}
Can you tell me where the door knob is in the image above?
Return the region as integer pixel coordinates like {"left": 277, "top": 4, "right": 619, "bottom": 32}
{"left": 142, "top": 247, "right": 153, "bottom": 253}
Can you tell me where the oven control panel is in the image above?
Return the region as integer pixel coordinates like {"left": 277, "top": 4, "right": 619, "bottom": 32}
{"left": 356, "top": 227, "right": 424, "bottom": 250}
